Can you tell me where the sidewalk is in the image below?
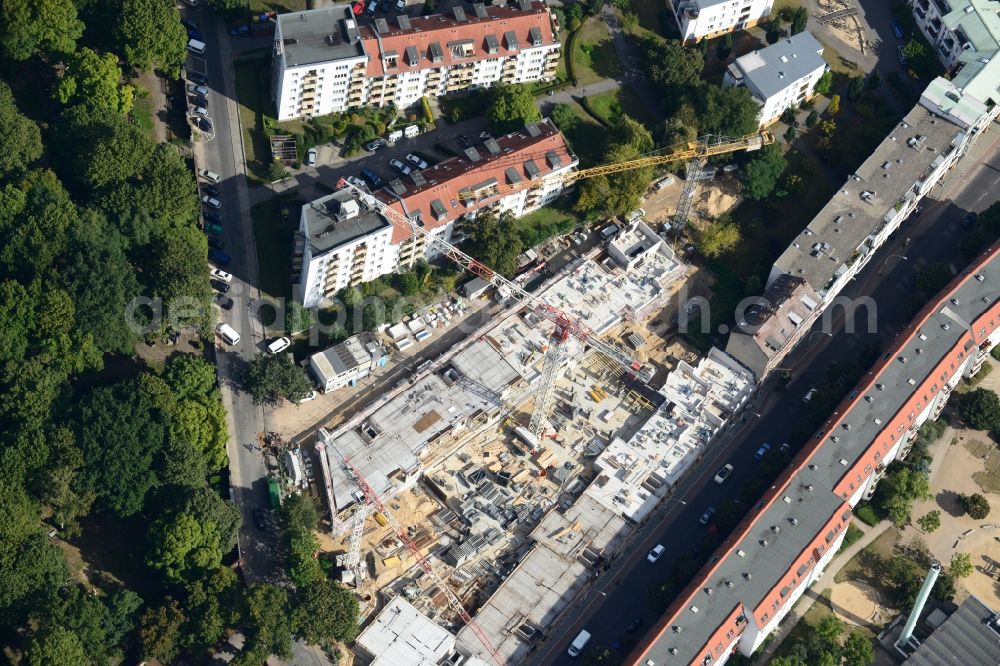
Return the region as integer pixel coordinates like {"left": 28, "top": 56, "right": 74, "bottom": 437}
{"left": 755, "top": 519, "right": 893, "bottom": 662}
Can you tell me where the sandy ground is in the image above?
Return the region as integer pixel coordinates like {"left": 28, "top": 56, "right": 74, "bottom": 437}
{"left": 900, "top": 421, "right": 1000, "bottom": 610}
{"left": 830, "top": 580, "right": 895, "bottom": 627}
{"left": 641, "top": 177, "right": 743, "bottom": 228}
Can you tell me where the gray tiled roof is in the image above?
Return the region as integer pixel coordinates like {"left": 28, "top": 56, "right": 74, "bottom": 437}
{"left": 731, "top": 32, "right": 826, "bottom": 100}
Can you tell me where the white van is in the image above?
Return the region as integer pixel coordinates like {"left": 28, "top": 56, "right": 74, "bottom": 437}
{"left": 199, "top": 168, "right": 221, "bottom": 184}
{"left": 567, "top": 629, "right": 591, "bottom": 657}
{"left": 187, "top": 38, "right": 206, "bottom": 54}
{"left": 216, "top": 323, "right": 240, "bottom": 346}
{"left": 266, "top": 337, "right": 291, "bottom": 354}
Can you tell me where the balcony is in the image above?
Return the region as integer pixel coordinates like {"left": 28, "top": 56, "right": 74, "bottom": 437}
{"left": 930, "top": 0, "right": 950, "bottom": 15}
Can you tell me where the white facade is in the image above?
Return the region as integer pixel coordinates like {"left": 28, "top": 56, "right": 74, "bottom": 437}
{"left": 910, "top": 0, "right": 1000, "bottom": 69}
{"left": 309, "top": 335, "right": 385, "bottom": 393}
{"left": 297, "top": 192, "right": 397, "bottom": 308}
{"left": 722, "top": 32, "right": 828, "bottom": 127}
{"left": 668, "top": 0, "right": 773, "bottom": 43}
{"left": 272, "top": 3, "right": 560, "bottom": 121}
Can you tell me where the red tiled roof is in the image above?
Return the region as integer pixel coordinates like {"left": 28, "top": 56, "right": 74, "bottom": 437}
{"left": 359, "top": 1, "right": 556, "bottom": 77}
{"left": 376, "top": 118, "right": 575, "bottom": 244}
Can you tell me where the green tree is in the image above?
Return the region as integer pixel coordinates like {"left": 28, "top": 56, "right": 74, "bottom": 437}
{"left": 26, "top": 626, "right": 89, "bottom": 666}
{"left": 57, "top": 104, "right": 155, "bottom": 190}
{"left": 182, "top": 567, "right": 241, "bottom": 654}
{"left": 950, "top": 552, "right": 973, "bottom": 578}
{"left": 54, "top": 48, "right": 134, "bottom": 113}
{"left": 826, "top": 94, "right": 840, "bottom": 115}
{"left": 463, "top": 208, "right": 524, "bottom": 276}
{"left": 694, "top": 85, "right": 760, "bottom": 136}
{"left": 958, "top": 389, "right": 1000, "bottom": 431}
{"left": 282, "top": 493, "right": 325, "bottom": 587}
{"left": 117, "top": 0, "right": 188, "bottom": 75}
{"left": 243, "top": 353, "right": 314, "bottom": 405}
{"left": 575, "top": 115, "right": 655, "bottom": 218}
{"left": 917, "top": 510, "right": 941, "bottom": 533}
{"left": 742, "top": 143, "right": 788, "bottom": 200}
{"left": 789, "top": 6, "right": 808, "bottom": 35}
{"left": 842, "top": 632, "right": 874, "bottom": 666}
{"left": 916, "top": 262, "right": 953, "bottom": 295}
{"left": 0, "top": 82, "right": 43, "bottom": 179}
{"left": 697, "top": 218, "right": 741, "bottom": 257}
{"left": 1, "top": 0, "right": 83, "bottom": 60}
{"left": 147, "top": 226, "right": 213, "bottom": 336}
{"left": 847, "top": 76, "right": 865, "bottom": 101}
{"left": 816, "top": 119, "right": 837, "bottom": 150}
{"left": 639, "top": 33, "right": 704, "bottom": 90}
{"left": 139, "top": 598, "right": 185, "bottom": 664}
{"left": 814, "top": 71, "right": 833, "bottom": 95}
{"left": 805, "top": 109, "right": 819, "bottom": 127}
{"left": 902, "top": 37, "right": 939, "bottom": 80}
{"left": 240, "top": 584, "right": 293, "bottom": 663}
{"left": 960, "top": 492, "right": 991, "bottom": 520}
{"left": 78, "top": 380, "right": 166, "bottom": 517}
{"left": 814, "top": 615, "right": 843, "bottom": 646}
{"left": 99, "top": 143, "right": 200, "bottom": 227}
{"left": 487, "top": 83, "right": 542, "bottom": 134}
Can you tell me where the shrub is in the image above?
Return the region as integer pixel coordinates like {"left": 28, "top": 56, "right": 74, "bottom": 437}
{"left": 917, "top": 510, "right": 941, "bottom": 533}
{"left": 839, "top": 523, "right": 864, "bottom": 552}
{"left": 960, "top": 493, "right": 991, "bottom": 519}
{"left": 959, "top": 388, "right": 1000, "bottom": 430}
{"left": 420, "top": 96, "right": 434, "bottom": 124}
{"left": 855, "top": 504, "right": 880, "bottom": 526}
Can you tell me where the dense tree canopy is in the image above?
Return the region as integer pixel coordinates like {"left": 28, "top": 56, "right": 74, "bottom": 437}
{"left": 697, "top": 218, "right": 741, "bottom": 257}
{"left": 54, "top": 47, "right": 134, "bottom": 113}
{"left": 487, "top": 83, "right": 542, "bottom": 134}
{"left": 639, "top": 33, "right": 704, "bottom": 90}
{"left": 0, "top": 82, "right": 43, "bottom": 179}
{"left": 58, "top": 104, "right": 156, "bottom": 190}
{"left": 1, "top": 0, "right": 83, "bottom": 60}
{"left": 742, "top": 143, "right": 788, "bottom": 200}
{"left": 117, "top": 0, "right": 188, "bottom": 75}
{"left": 293, "top": 579, "right": 361, "bottom": 645}
{"left": 575, "top": 116, "right": 654, "bottom": 218}
{"left": 243, "top": 353, "right": 314, "bottom": 405}
{"left": 463, "top": 208, "right": 524, "bottom": 276}
{"left": 958, "top": 388, "right": 1000, "bottom": 431}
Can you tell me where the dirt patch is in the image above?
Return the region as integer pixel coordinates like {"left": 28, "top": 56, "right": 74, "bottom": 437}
{"left": 963, "top": 436, "right": 1000, "bottom": 494}
{"left": 642, "top": 177, "right": 742, "bottom": 227}
{"left": 829, "top": 580, "right": 895, "bottom": 627}
{"left": 135, "top": 330, "right": 207, "bottom": 373}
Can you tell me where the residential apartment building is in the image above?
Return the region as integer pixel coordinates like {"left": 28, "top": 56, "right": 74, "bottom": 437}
{"left": 628, "top": 245, "right": 1000, "bottom": 666}
{"left": 295, "top": 119, "right": 577, "bottom": 306}
{"left": 733, "top": 62, "right": 999, "bottom": 381}
{"left": 909, "top": 0, "right": 1000, "bottom": 69}
{"left": 722, "top": 32, "right": 828, "bottom": 128}
{"left": 272, "top": 2, "right": 560, "bottom": 120}
{"left": 667, "top": 0, "right": 773, "bottom": 43}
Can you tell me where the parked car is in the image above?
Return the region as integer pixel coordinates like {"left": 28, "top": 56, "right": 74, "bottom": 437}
{"left": 779, "top": 442, "right": 791, "bottom": 454}
{"left": 698, "top": 507, "right": 716, "bottom": 526}
{"left": 802, "top": 387, "right": 817, "bottom": 403}
{"left": 389, "top": 158, "right": 412, "bottom": 175}
{"left": 197, "top": 117, "right": 213, "bottom": 132}
{"left": 203, "top": 211, "right": 223, "bottom": 224}
{"left": 295, "top": 391, "right": 318, "bottom": 403}
{"left": 187, "top": 28, "right": 203, "bottom": 41}
{"left": 229, "top": 24, "right": 250, "bottom": 36}
{"left": 891, "top": 20, "right": 904, "bottom": 40}
{"left": 962, "top": 211, "right": 978, "bottom": 228}
{"left": 713, "top": 463, "right": 734, "bottom": 484}
{"left": 207, "top": 236, "right": 225, "bottom": 250}
{"left": 897, "top": 44, "right": 909, "bottom": 65}
{"left": 364, "top": 138, "right": 386, "bottom": 151}
{"left": 211, "top": 279, "right": 231, "bottom": 293}
{"left": 305, "top": 148, "right": 317, "bottom": 166}
{"left": 191, "top": 94, "right": 208, "bottom": 108}
{"left": 208, "top": 249, "right": 231, "bottom": 266}
{"left": 646, "top": 544, "right": 665, "bottom": 563}
{"left": 181, "top": 18, "right": 199, "bottom": 31}
{"left": 202, "top": 185, "right": 220, "bottom": 197}
{"left": 186, "top": 83, "right": 208, "bottom": 96}
{"left": 394, "top": 0, "right": 405, "bottom": 9}
{"left": 378, "top": 0, "right": 390, "bottom": 11}
{"left": 753, "top": 442, "right": 772, "bottom": 461}
{"left": 361, "top": 167, "right": 383, "bottom": 188}
{"left": 199, "top": 168, "right": 220, "bottom": 183}
{"left": 192, "top": 106, "right": 209, "bottom": 118}
{"left": 210, "top": 268, "right": 233, "bottom": 282}
{"left": 266, "top": 336, "right": 291, "bottom": 354}
{"left": 345, "top": 175, "right": 369, "bottom": 191}
{"left": 187, "top": 71, "right": 208, "bottom": 86}
{"left": 202, "top": 195, "right": 222, "bottom": 209}
{"left": 203, "top": 222, "right": 223, "bottom": 235}
{"left": 405, "top": 153, "right": 428, "bottom": 169}
{"left": 215, "top": 294, "right": 234, "bottom": 310}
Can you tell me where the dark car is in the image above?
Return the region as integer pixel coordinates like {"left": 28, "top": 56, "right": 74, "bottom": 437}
{"left": 215, "top": 294, "right": 234, "bottom": 310}
{"left": 378, "top": 0, "right": 390, "bottom": 10}
{"left": 202, "top": 185, "right": 220, "bottom": 197}
{"left": 253, "top": 509, "right": 267, "bottom": 530}
{"left": 182, "top": 18, "right": 199, "bottom": 31}
{"left": 891, "top": 20, "right": 904, "bottom": 40}
{"left": 187, "top": 71, "right": 208, "bottom": 85}
{"left": 187, "top": 28, "right": 203, "bottom": 41}
{"left": 229, "top": 24, "right": 250, "bottom": 36}
{"left": 204, "top": 211, "right": 223, "bottom": 224}
{"left": 197, "top": 117, "right": 213, "bottom": 132}
{"left": 208, "top": 249, "right": 231, "bottom": 266}
{"left": 361, "top": 167, "right": 383, "bottom": 188}
{"left": 961, "top": 211, "right": 978, "bottom": 229}
{"left": 191, "top": 94, "right": 209, "bottom": 108}
{"left": 364, "top": 138, "right": 386, "bottom": 152}
{"left": 699, "top": 507, "right": 717, "bottom": 526}
{"left": 210, "top": 279, "right": 230, "bottom": 293}
{"left": 207, "top": 237, "right": 225, "bottom": 250}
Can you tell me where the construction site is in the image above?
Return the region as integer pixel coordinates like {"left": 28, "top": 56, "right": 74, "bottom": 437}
{"left": 286, "top": 131, "right": 774, "bottom": 665}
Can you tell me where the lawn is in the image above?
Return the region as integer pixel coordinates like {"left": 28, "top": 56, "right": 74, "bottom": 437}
{"left": 963, "top": 437, "right": 1000, "bottom": 494}
{"left": 516, "top": 202, "right": 578, "bottom": 247}
{"left": 132, "top": 93, "right": 155, "bottom": 137}
{"left": 251, "top": 198, "right": 298, "bottom": 300}
{"left": 234, "top": 58, "right": 274, "bottom": 182}
{"left": 572, "top": 18, "right": 622, "bottom": 86}
{"left": 583, "top": 85, "right": 655, "bottom": 129}
{"left": 249, "top": 0, "right": 308, "bottom": 11}
{"left": 627, "top": 0, "right": 674, "bottom": 38}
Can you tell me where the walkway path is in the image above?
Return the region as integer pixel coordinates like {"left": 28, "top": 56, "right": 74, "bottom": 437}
{"left": 537, "top": 77, "right": 621, "bottom": 109}
{"left": 601, "top": 5, "right": 665, "bottom": 119}
{"left": 755, "top": 519, "right": 893, "bottom": 662}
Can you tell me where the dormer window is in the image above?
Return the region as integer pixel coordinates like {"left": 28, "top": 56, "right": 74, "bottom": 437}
{"left": 449, "top": 39, "right": 475, "bottom": 58}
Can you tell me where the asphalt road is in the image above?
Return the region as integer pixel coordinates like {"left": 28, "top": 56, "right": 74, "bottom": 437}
{"left": 536, "top": 135, "right": 1000, "bottom": 665}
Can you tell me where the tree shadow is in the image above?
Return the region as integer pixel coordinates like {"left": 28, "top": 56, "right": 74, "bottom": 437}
{"left": 936, "top": 489, "right": 964, "bottom": 517}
